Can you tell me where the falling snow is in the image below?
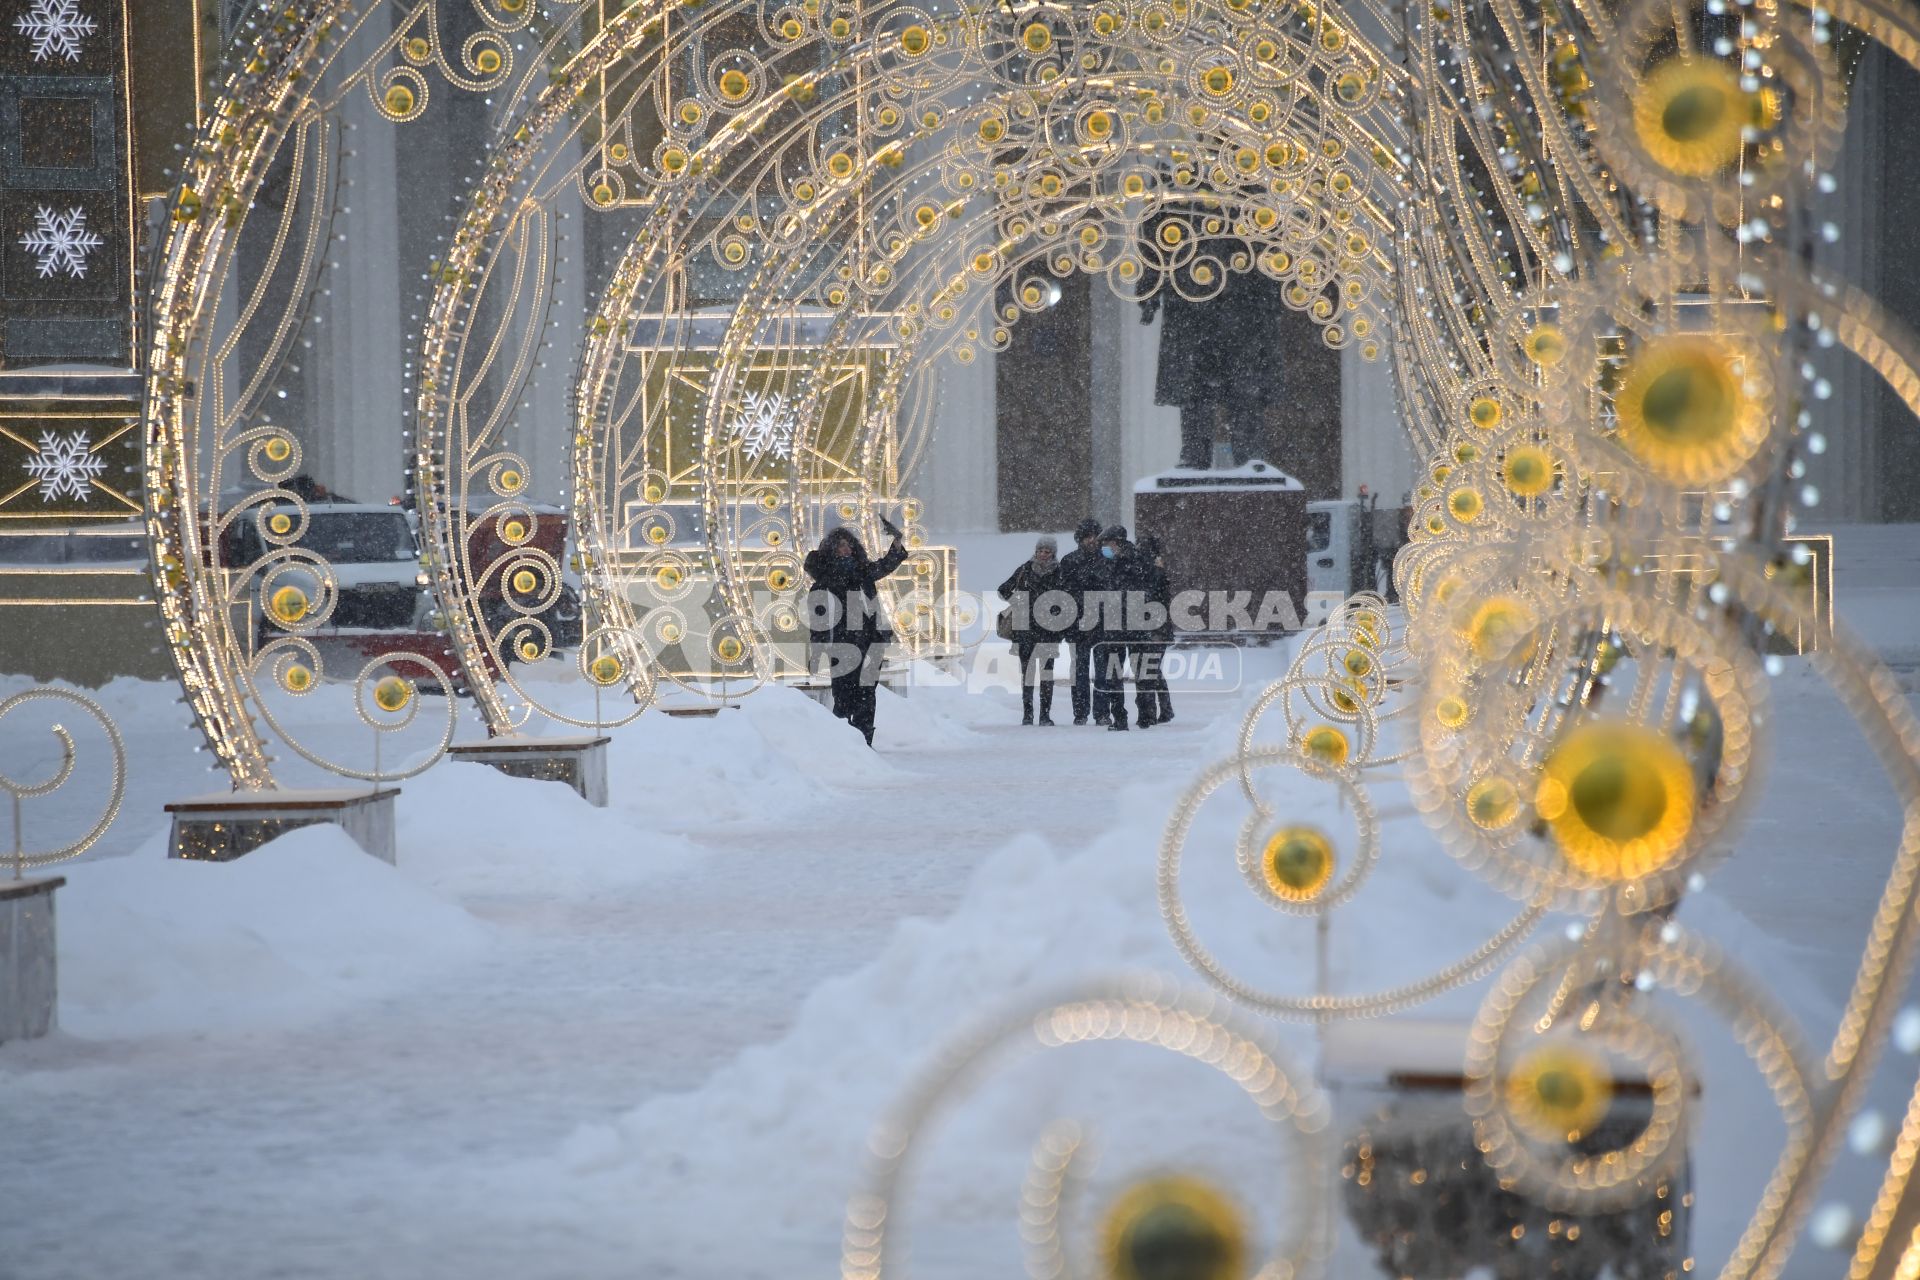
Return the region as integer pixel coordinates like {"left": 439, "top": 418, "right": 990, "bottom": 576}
{"left": 725, "top": 390, "right": 799, "bottom": 461}
{"left": 24, "top": 429, "right": 106, "bottom": 502}
{"left": 18, "top": 205, "right": 104, "bottom": 280}
{"left": 13, "top": 0, "right": 96, "bottom": 63}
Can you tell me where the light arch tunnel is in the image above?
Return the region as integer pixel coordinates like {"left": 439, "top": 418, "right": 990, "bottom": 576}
{"left": 139, "top": 0, "right": 1451, "bottom": 790}
{"left": 146, "top": 0, "right": 1809, "bottom": 788}
{"left": 416, "top": 0, "right": 1427, "bottom": 729}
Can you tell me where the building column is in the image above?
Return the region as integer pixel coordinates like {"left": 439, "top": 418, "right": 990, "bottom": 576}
{"left": 1088, "top": 283, "right": 1126, "bottom": 527}
{"left": 1342, "top": 343, "right": 1415, "bottom": 508}
{"left": 918, "top": 349, "right": 998, "bottom": 535}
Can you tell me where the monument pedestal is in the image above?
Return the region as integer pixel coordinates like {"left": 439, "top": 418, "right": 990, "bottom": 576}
{"left": 1324, "top": 1019, "right": 1692, "bottom": 1277}
{"left": 1132, "top": 460, "right": 1308, "bottom": 638}
{"left": 165, "top": 789, "right": 399, "bottom": 863}
{"left": 448, "top": 735, "right": 610, "bottom": 806}
{"left": 1, "top": 877, "right": 64, "bottom": 1045}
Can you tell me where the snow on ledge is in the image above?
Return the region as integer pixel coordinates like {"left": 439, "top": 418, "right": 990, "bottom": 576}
{"left": 1133, "top": 458, "right": 1306, "bottom": 493}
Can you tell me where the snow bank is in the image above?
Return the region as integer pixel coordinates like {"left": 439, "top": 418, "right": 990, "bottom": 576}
{"left": 395, "top": 761, "right": 700, "bottom": 898}
{"left": 56, "top": 825, "right": 490, "bottom": 1039}
{"left": 537, "top": 686, "right": 904, "bottom": 832}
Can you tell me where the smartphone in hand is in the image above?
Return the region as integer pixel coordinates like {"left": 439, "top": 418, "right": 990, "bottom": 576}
{"left": 879, "top": 515, "right": 903, "bottom": 541}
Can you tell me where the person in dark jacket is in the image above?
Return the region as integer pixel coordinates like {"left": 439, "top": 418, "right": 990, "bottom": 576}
{"left": 997, "top": 534, "right": 1066, "bottom": 725}
{"left": 1134, "top": 534, "right": 1175, "bottom": 727}
{"left": 805, "top": 524, "right": 907, "bottom": 746}
{"left": 1058, "top": 517, "right": 1106, "bottom": 725}
{"left": 1092, "top": 525, "right": 1151, "bottom": 731}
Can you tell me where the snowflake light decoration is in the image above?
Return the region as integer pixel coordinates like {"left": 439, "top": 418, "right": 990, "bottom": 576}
{"left": 13, "top": 0, "right": 95, "bottom": 63}
{"left": 18, "top": 206, "right": 103, "bottom": 280}
{"left": 24, "top": 430, "right": 105, "bottom": 502}
{"left": 726, "top": 390, "right": 799, "bottom": 461}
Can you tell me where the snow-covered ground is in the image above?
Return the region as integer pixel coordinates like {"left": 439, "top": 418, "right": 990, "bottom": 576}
{"left": 0, "top": 525, "right": 1914, "bottom": 1278}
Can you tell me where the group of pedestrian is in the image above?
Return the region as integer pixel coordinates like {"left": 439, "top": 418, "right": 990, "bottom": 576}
{"left": 997, "top": 519, "right": 1174, "bottom": 731}
{"left": 801, "top": 517, "right": 1180, "bottom": 748}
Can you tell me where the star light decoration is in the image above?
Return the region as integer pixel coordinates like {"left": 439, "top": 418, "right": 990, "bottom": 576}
{"left": 725, "top": 390, "right": 799, "bottom": 461}
{"left": 18, "top": 206, "right": 104, "bottom": 280}
{"left": 24, "top": 429, "right": 105, "bottom": 502}
{"left": 13, "top": 0, "right": 95, "bottom": 63}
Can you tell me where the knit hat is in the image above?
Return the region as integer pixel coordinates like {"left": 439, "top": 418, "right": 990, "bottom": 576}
{"left": 1074, "top": 517, "right": 1102, "bottom": 539}
{"left": 1100, "top": 524, "right": 1129, "bottom": 543}
{"left": 1031, "top": 533, "right": 1060, "bottom": 576}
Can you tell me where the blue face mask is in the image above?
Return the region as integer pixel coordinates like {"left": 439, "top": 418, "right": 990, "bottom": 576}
{"left": 1100, "top": 545, "right": 1116, "bottom": 559}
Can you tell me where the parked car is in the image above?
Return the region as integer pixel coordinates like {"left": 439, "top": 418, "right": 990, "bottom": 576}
{"left": 222, "top": 501, "right": 470, "bottom": 691}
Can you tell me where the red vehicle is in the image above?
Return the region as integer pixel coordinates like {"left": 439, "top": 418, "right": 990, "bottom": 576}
{"left": 463, "top": 504, "right": 585, "bottom": 655}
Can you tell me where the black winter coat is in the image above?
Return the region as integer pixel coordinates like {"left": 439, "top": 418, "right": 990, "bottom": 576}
{"left": 805, "top": 528, "right": 907, "bottom": 647}
{"left": 997, "top": 561, "right": 1070, "bottom": 644}
{"left": 1089, "top": 544, "right": 1158, "bottom": 642}
{"left": 1058, "top": 545, "right": 1103, "bottom": 639}
{"left": 1140, "top": 559, "right": 1175, "bottom": 642}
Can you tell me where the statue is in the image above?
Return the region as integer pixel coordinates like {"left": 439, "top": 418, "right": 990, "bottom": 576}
{"left": 1140, "top": 263, "right": 1292, "bottom": 469}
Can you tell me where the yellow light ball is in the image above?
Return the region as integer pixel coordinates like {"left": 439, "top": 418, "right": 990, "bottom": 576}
{"left": 1614, "top": 337, "right": 1755, "bottom": 484}
{"left": 1262, "top": 825, "right": 1335, "bottom": 902}
{"left": 1535, "top": 720, "right": 1697, "bottom": 880}
{"left": 1302, "top": 724, "right": 1350, "bottom": 767}
{"left": 1524, "top": 322, "right": 1566, "bottom": 366}
{"left": 1435, "top": 694, "right": 1471, "bottom": 729}
{"left": 1468, "top": 395, "right": 1504, "bottom": 431}
{"left": 589, "top": 654, "right": 624, "bottom": 686}
{"left": 1502, "top": 445, "right": 1556, "bottom": 497}
{"left": 1100, "top": 1175, "right": 1246, "bottom": 1280}
{"left": 373, "top": 675, "right": 413, "bottom": 713}
{"left": 1466, "top": 774, "right": 1521, "bottom": 829}
{"left": 1506, "top": 1043, "right": 1614, "bottom": 1143}
{"left": 1634, "top": 58, "right": 1750, "bottom": 179}
{"left": 511, "top": 568, "right": 539, "bottom": 595}
{"left": 270, "top": 584, "right": 309, "bottom": 625}
{"left": 1465, "top": 595, "right": 1536, "bottom": 662}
